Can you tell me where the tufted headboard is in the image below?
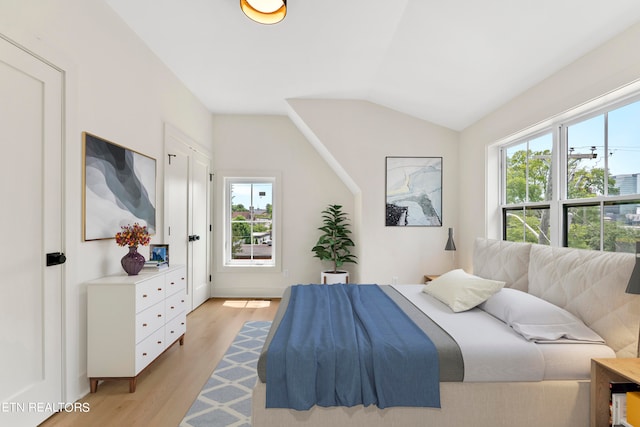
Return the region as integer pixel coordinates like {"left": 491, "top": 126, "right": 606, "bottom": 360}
{"left": 473, "top": 238, "right": 531, "bottom": 291}
{"left": 473, "top": 238, "right": 640, "bottom": 358}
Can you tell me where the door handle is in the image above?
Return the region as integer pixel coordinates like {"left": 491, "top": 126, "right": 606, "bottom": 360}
{"left": 46, "top": 252, "right": 66, "bottom": 266}
{"left": 188, "top": 235, "right": 200, "bottom": 242}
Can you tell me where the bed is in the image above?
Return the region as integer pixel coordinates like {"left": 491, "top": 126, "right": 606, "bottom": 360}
{"left": 252, "top": 238, "right": 640, "bottom": 426}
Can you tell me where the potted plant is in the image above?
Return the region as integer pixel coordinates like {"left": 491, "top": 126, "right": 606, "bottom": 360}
{"left": 311, "top": 204, "right": 357, "bottom": 284}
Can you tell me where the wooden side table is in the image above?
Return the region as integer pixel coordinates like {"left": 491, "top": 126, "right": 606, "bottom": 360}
{"left": 591, "top": 358, "right": 640, "bottom": 427}
{"left": 423, "top": 275, "right": 439, "bottom": 284}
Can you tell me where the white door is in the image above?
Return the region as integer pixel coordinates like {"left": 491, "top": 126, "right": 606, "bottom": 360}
{"left": 0, "top": 36, "right": 64, "bottom": 426}
{"left": 165, "top": 141, "right": 189, "bottom": 293}
{"left": 164, "top": 125, "right": 211, "bottom": 311}
{"left": 190, "top": 151, "right": 210, "bottom": 307}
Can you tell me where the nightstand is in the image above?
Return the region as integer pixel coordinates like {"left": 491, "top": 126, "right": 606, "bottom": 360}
{"left": 423, "top": 275, "right": 439, "bottom": 283}
{"left": 591, "top": 358, "right": 640, "bottom": 427}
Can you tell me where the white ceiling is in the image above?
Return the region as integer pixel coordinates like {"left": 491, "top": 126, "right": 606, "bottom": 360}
{"left": 105, "top": 0, "right": 640, "bottom": 131}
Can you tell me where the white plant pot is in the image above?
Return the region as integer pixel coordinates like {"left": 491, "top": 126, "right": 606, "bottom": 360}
{"left": 321, "top": 271, "right": 349, "bottom": 285}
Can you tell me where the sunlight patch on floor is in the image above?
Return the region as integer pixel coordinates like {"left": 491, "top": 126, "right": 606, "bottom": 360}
{"left": 246, "top": 300, "right": 271, "bottom": 308}
{"left": 223, "top": 300, "right": 249, "bottom": 308}
{"left": 223, "top": 300, "right": 271, "bottom": 308}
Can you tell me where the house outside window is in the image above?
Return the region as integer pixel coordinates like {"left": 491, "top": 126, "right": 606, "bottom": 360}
{"left": 500, "top": 96, "right": 640, "bottom": 252}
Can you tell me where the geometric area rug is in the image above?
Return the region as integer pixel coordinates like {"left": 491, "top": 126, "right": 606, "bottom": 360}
{"left": 180, "top": 321, "right": 272, "bottom": 427}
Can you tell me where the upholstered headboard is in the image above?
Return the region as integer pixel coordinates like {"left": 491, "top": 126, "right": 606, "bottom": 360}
{"left": 473, "top": 238, "right": 640, "bottom": 358}
{"left": 473, "top": 238, "right": 531, "bottom": 292}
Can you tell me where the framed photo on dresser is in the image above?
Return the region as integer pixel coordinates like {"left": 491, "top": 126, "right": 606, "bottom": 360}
{"left": 149, "top": 244, "right": 169, "bottom": 265}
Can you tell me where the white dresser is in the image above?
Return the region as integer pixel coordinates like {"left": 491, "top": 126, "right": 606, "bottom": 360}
{"left": 87, "top": 265, "right": 187, "bottom": 393}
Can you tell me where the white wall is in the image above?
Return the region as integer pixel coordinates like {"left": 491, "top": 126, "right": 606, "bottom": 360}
{"left": 1, "top": 0, "right": 213, "bottom": 402}
{"left": 459, "top": 22, "right": 640, "bottom": 271}
{"left": 287, "top": 99, "right": 460, "bottom": 285}
{"left": 6, "top": 0, "right": 639, "bottom": 408}
{"left": 211, "top": 114, "right": 353, "bottom": 297}
{"left": 212, "top": 102, "right": 460, "bottom": 293}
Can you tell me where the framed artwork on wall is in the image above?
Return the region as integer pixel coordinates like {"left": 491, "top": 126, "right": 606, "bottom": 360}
{"left": 385, "top": 156, "right": 442, "bottom": 227}
{"left": 83, "top": 132, "right": 156, "bottom": 241}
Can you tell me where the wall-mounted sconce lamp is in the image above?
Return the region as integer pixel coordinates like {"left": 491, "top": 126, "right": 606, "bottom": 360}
{"left": 624, "top": 242, "right": 640, "bottom": 357}
{"left": 626, "top": 242, "right": 640, "bottom": 295}
{"left": 445, "top": 228, "right": 456, "bottom": 251}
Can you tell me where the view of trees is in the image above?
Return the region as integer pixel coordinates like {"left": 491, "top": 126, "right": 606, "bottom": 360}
{"left": 230, "top": 203, "right": 273, "bottom": 257}
{"left": 505, "top": 148, "right": 640, "bottom": 252}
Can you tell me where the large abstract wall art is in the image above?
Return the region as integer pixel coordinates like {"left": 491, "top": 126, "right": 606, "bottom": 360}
{"left": 83, "top": 132, "right": 156, "bottom": 241}
{"left": 385, "top": 156, "right": 442, "bottom": 227}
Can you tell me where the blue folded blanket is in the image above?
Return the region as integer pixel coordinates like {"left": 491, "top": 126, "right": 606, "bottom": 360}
{"left": 266, "top": 284, "right": 440, "bottom": 410}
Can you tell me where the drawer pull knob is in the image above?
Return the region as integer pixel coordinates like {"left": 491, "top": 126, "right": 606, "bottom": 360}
{"left": 142, "top": 352, "right": 147, "bottom": 356}
{"left": 157, "top": 288, "right": 162, "bottom": 291}
{"left": 181, "top": 300, "right": 185, "bottom": 303}
{"left": 170, "top": 330, "right": 175, "bottom": 334}
{"left": 142, "top": 323, "right": 148, "bottom": 327}
{"left": 157, "top": 314, "right": 162, "bottom": 318}
{"left": 170, "top": 281, "right": 175, "bottom": 285}
{"left": 157, "top": 341, "right": 162, "bottom": 344}
{"left": 170, "top": 305, "right": 175, "bottom": 309}
{"left": 142, "top": 294, "right": 148, "bottom": 298}
{"left": 181, "top": 322, "right": 185, "bottom": 326}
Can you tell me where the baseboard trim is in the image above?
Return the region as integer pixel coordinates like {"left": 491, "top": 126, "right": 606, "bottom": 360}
{"left": 211, "top": 286, "right": 285, "bottom": 299}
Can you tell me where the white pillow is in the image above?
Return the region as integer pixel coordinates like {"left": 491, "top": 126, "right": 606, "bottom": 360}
{"left": 422, "top": 269, "right": 505, "bottom": 312}
{"left": 479, "top": 288, "right": 605, "bottom": 343}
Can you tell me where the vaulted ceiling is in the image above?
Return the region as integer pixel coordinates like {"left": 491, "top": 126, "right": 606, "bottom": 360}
{"left": 106, "top": 0, "right": 640, "bottom": 130}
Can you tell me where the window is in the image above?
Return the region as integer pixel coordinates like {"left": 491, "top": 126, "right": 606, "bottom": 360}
{"left": 224, "top": 176, "right": 276, "bottom": 267}
{"left": 500, "top": 96, "right": 640, "bottom": 253}
{"left": 503, "top": 206, "right": 551, "bottom": 245}
{"left": 501, "top": 133, "right": 552, "bottom": 245}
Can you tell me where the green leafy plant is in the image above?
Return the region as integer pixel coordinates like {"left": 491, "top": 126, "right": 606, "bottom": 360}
{"left": 311, "top": 204, "right": 357, "bottom": 273}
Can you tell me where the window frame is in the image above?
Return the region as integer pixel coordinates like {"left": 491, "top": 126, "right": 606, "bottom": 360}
{"left": 498, "top": 92, "right": 640, "bottom": 252}
{"left": 218, "top": 171, "right": 282, "bottom": 272}
{"left": 499, "top": 129, "right": 554, "bottom": 245}
{"left": 502, "top": 205, "right": 552, "bottom": 245}
{"left": 563, "top": 197, "right": 640, "bottom": 251}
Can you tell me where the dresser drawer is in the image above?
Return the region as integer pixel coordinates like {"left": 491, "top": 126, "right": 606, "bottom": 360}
{"left": 165, "top": 290, "right": 187, "bottom": 321}
{"left": 87, "top": 265, "right": 187, "bottom": 393}
{"left": 135, "top": 276, "right": 165, "bottom": 313}
{"left": 165, "top": 267, "right": 186, "bottom": 296}
{"left": 135, "top": 300, "right": 165, "bottom": 343}
{"left": 135, "top": 327, "right": 165, "bottom": 374}
{"left": 165, "top": 313, "right": 186, "bottom": 345}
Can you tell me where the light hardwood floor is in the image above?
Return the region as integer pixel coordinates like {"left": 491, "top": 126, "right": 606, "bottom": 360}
{"left": 39, "top": 298, "right": 279, "bottom": 427}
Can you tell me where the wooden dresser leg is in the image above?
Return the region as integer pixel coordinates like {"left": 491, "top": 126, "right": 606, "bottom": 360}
{"left": 129, "top": 378, "right": 137, "bottom": 393}
{"left": 90, "top": 378, "right": 98, "bottom": 393}
{"left": 179, "top": 334, "right": 185, "bottom": 345}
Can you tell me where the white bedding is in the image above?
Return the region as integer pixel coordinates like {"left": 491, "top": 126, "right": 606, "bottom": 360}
{"left": 392, "top": 284, "right": 615, "bottom": 381}
{"left": 537, "top": 341, "right": 614, "bottom": 380}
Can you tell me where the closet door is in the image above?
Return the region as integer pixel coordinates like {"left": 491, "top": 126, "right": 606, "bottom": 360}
{"left": 0, "top": 36, "right": 64, "bottom": 426}
{"left": 190, "top": 151, "right": 210, "bottom": 308}
{"left": 164, "top": 124, "right": 211, "bottom": 312}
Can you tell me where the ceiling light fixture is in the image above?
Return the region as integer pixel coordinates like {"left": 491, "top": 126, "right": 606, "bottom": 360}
{"left": 240, "top": 0, "right": 287, "bottom": 25}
